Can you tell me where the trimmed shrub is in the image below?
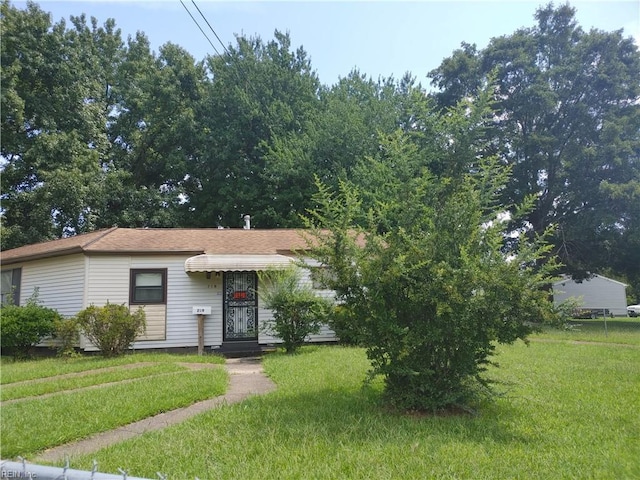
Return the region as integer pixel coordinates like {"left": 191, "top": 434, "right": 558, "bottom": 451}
{"left": 52, "top": 317, "right": 81, "bottom": 357}
{"left": 1, "top": 293, "right": 61, "bottom": 358}
{"left": 76, "top": 302, "right": 146, "bottom": 357}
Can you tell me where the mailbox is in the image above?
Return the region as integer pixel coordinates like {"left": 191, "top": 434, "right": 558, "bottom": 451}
{"left": 193, "top": 306, "right": 211, "bottom": 356}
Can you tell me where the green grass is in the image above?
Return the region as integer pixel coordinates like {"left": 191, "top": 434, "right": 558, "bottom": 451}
{"left": 0, "top": 352, "right": 225, "bottom": 384}
{"left": 1, "top": 362, "right": 188, "bottom": 401}
{"left": 0, "top": 355, "right": 228, "bottom": 459}
{"left": 68, "top": 341, "right": 640, "bottom": 480}
{"left": 533, "top": 317, "right": 640, "bottom": 346}
{"left": 2, "top": 331, "right": 638, "bottom": 479}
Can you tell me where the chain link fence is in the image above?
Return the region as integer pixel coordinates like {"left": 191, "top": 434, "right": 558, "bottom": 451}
{"left": 1, "top": 458, "right": 196, "bottom": 480}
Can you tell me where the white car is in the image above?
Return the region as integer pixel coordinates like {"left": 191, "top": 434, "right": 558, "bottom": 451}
{"left": 628, "top": 305, "right": 640, "bottom": 317}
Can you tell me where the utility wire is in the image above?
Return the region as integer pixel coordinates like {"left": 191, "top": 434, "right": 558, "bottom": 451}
{"left": 189, "top": 0, "right": 262, "bottom": 101}
{"left": 190, "top": 0, "right": 230, "bottom": 56}
{"left": 187, "top": 0, "right": 275, "bottom": 137}
{"left": 180, "top": 0, "right": 221, "bottom": 56}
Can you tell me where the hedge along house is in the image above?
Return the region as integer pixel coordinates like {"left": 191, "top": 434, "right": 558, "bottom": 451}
{"left": 552, "top": 274, "right": 629, "bottom": 317}
{"left": 0, "top": 227, "right": 336, "bottom": 354}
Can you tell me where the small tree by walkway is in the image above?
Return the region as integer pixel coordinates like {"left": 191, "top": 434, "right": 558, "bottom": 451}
{"left": 259, "top": 266, "right": 332, "bottom": 354}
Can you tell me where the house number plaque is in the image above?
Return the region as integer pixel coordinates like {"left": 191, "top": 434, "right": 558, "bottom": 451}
{"left": 192, "top": 306, "right": 211, "bottom": 315}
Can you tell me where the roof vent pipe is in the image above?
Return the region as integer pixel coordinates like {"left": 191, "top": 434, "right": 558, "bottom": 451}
{"left": 243, "top": 214, "right": 251, "bottom": 230}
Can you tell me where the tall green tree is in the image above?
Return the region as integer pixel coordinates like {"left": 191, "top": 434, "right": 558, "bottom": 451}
{"left": 429, "top": 3, "right": 640, "bottom": 284}
{"left": 100, "top": 35, "right": 207, "bottom": 228}
{"left": 183, "top": 31, "right": 322, "bottom": 228}
{"left": 262, "top": 71, "right": 398, "bottom": 227}
{"left": 1, "top": 1, "right": 210, "bottom": 245}
{"left": 263, "top": 71, "right": 431, "bottom": 226}
{"left": 1, "top": 1, "right": 119, "bottom": 247}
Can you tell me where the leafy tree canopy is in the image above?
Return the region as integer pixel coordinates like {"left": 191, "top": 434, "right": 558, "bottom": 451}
{"left": 2, "top": 1, "right": 637, "bottom": 299}
{"left": 429, "top": 3, "right": 640, "bottom": 290}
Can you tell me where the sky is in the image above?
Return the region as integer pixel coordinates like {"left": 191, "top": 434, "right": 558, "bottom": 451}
{"left": 16, "top": 1, "right": 640, "bottom": 87}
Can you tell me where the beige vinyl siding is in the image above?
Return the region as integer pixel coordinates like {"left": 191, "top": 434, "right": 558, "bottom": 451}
{"left": 154, "top": 266, "right": 224, "bottom": 350}
{"left": 257, "top": 301, "right": 277, "bottom": 344}
{"left": 298, "top": 264, "right": 337, "bottom": 343}
{"left": 133, "top": 304, "right": 166, "bottom": 341}
{"left": 19, "top": 254, "right": 85, "bottom": 317}
{"left": 258, "top": 303, "right": 337, "bottom": 344}
{"left": 85, "top": 256, "right": 131, "bottom": 305}
{"left": 11, "top": 255, "right": 85, "bottom": 348}
{"left": 82, "top": 256, "right": 135, "bottom": 351}
{"left": 85, "top": 255, "right": 224, "bottom": 350}
{"left": 81, "top": 253, "right": 335, "bottom": 350}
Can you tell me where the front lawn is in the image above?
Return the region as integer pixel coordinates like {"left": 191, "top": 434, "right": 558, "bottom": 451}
{"left": 0, "top": 354, "right": 227, "bottom": 459}
{"left": 66, "top": 331, "right": 639, "bottom": 479}
{"left": 0, "top": 352, "right": 225, "bottom": 383}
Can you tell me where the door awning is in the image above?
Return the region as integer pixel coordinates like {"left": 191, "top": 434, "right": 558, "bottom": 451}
{"left": 184, "top": 254, "right": 294, "bottom": 272}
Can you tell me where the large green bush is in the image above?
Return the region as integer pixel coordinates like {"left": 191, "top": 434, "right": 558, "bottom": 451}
{"left": 305, "top": 91, "right": 559, "bottom": 412}
{"left": 260, "top": 266, "right": 332, "bottom": 354}
{"left": 1, "top": 293, "right": 61, "bottom": 357}
{"left": 76, "top": 302, "right": 146, "bottom": 357}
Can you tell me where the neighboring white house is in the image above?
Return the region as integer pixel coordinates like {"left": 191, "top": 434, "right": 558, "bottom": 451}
{"left": 552, "top": 274, "right": 628, "bottom": 317}
{"left": 0, "top": 227, "right": 336, "bottom": 353}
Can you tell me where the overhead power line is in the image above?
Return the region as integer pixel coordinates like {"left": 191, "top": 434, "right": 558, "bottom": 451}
{"left": 179, "top": 0, "right": 221, "bottom": 56}
{"left": 190, "top": 0, "right": 230, "bottom": 56}
{"left": 183, "top": 0, "right": 275, "bottom": 137}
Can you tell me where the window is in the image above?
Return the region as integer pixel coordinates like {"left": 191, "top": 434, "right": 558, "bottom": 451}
{"left": 1, "top": 268, "right": 21, "bottom": 305}
{"left": 130, "top": 269, "right": 167, "bottom": 304}
{"left": 310, "top": 266, "right": 335, "bottom": 290}
{"left": 129, "top": 269, "right": 168, "bottom": 341}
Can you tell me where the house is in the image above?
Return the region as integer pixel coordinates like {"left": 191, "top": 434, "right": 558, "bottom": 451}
{"left": 0, "top": 227, "right": 336, "bottom": 353}
{"left": 552, "top": 274, "right": 628, "bottom": 317}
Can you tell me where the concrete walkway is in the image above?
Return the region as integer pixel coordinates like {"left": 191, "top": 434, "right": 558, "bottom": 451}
{"left": 34, "top": 357, "right": 277, "bottom": 464}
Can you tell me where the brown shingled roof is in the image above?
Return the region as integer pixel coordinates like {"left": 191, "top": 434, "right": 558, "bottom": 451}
{"left": 1, "top": 228, "right": 313, "bottom": 265}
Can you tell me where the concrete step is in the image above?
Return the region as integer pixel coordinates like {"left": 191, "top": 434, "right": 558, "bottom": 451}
{"left": 214, "top": 341, "right": 276, "bottom": 357}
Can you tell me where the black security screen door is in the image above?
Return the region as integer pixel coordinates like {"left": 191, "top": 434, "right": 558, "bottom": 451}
{"left": 223, "top": 272, "right": 258, "bottom": 341}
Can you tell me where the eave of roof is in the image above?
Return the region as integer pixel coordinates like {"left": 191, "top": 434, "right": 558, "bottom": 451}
{"left": 552, "top": 274, "right": 628, "bottom": 288}
{"left": 0, "top": 228, "right": 118, "bottom": 266}
{"left": 0, "top": 227, "right": 313, "bottom": 266}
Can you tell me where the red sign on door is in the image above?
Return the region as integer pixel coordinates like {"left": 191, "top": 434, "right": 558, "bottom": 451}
{"left": 233, "top": 291, "right": 248, "bottom": 300}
